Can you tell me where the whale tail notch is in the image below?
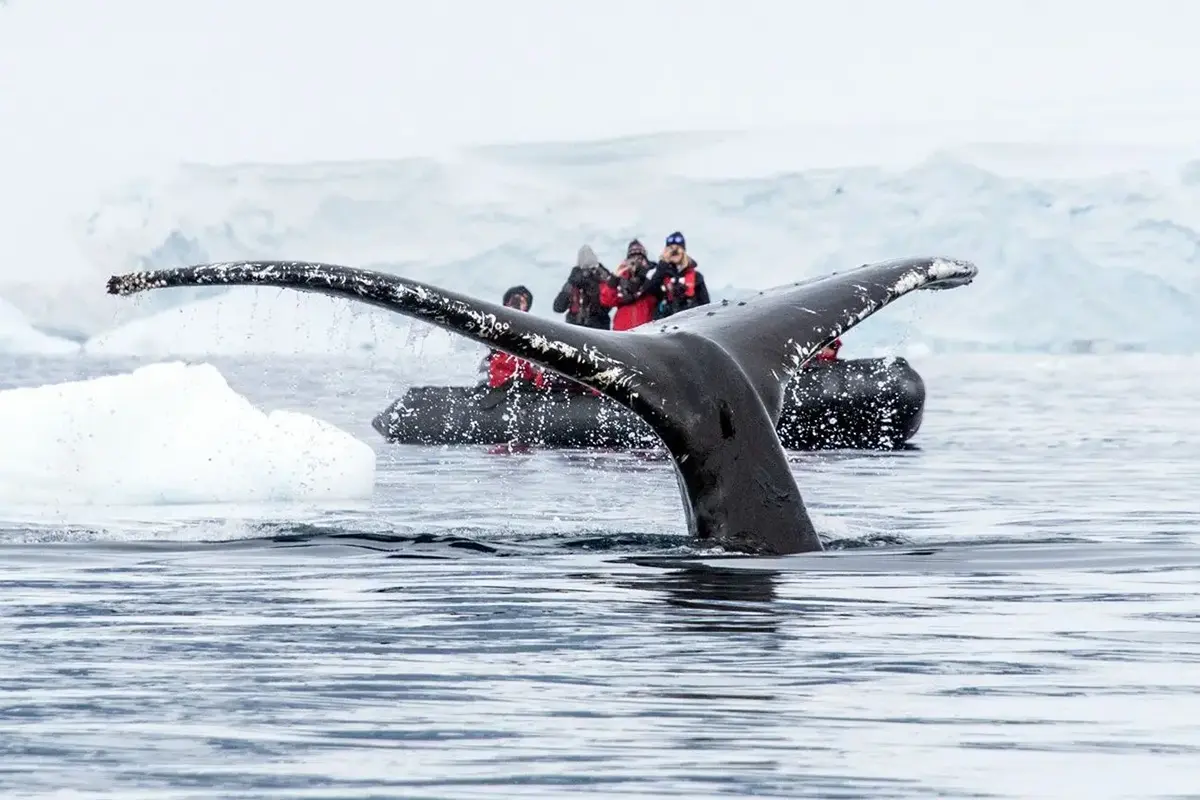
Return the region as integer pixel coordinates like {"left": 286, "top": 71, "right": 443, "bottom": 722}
{"left": 106, "top": 256, "right": 978, "bottom": 555}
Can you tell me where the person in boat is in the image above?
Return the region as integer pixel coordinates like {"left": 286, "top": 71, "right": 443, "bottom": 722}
{"left": 813, "top": 337, "right": 842, "bottom": 362}
{"left": 553, "top": 244, "right": 613, "bottom": 329}
{"left": 485, "top": 285, "right": 549, "bottom": 390}
{"left": 649, "top": 231, "right": 710, "bottom": 320}
{"left": 599, "top": 239, "right": 657, "bottom": 331}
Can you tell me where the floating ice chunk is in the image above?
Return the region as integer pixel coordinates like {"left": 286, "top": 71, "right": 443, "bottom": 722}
{"left": 0, "top": 362, "right": 376, "bottom": 506}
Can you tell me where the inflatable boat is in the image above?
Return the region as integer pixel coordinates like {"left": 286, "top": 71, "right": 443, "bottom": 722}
{"left": 371, "top": 356, "right": 926, "bottom": 451}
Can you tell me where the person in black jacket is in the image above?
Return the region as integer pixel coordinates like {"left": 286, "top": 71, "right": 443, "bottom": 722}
{"left": 649, "top": 231, "right": 710, "bottom": 319}
{"left": 553, "top": 244, "right": 613, "bottom": 329}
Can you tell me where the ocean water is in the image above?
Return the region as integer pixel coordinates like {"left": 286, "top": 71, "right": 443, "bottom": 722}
{"left": 1, "top": 352, "right": 1198, "bottom": 799}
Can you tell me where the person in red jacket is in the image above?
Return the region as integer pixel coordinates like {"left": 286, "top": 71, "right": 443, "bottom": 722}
{"left": 813, "top": 338, "right": 842, "bottom": 362}
{"left": 599, "top": 239, "right": 658, "bottom": 331}
{"left": 486, "top": 286, "right": 548, "bottom": 390}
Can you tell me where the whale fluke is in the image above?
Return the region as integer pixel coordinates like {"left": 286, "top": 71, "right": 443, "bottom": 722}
{"left": 106, "top": 256, "right": 978, "bottom": 556}
{"left": 654, "top": 258, "right": 977, "bottom": 424}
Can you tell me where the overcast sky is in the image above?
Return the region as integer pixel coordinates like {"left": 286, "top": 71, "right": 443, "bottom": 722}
{"left": 2, "top": 0, "right": 1199, "bottom": 252}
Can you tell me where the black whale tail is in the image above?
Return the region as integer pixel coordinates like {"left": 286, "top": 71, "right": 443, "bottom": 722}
{"left": 106, "top": 256, "right": 978, "bottom": 556}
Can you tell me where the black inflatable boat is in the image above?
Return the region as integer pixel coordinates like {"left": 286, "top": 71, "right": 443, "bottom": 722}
{"left": 371, "top": 356, "right": 926, "bottom": 451}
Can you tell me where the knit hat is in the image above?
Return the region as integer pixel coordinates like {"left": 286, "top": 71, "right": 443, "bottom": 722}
{"left": 665, "top": 231, "right": 686, "bottom": 248}
{"left": 502, "top": 285, "right": 533, "bottom": 309}
{"left": 626, "top": 239, "right": 647, "bottom": 259}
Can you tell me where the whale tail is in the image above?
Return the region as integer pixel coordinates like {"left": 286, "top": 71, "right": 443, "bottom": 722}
{"left": 107, "top": 256, "right": 978, "bottom": 555}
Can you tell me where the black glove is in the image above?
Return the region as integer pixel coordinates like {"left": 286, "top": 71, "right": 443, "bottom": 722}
{"left": 568, "top": 266, "right": 584, "bottom": 285}
{"left": 649, "top": 264, "right": 674, "bottom": 288}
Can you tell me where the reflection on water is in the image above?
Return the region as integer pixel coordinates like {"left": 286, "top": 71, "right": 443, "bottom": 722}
{"left": 610, "top": 561, "right": 782, "bottom": 635}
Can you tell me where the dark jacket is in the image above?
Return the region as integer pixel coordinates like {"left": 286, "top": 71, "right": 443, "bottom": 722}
{"left": 553, "top": 245, "right": 612, "bottom": 329}
{"left": 648, "top": 257, "right": 710, "bottom": 319}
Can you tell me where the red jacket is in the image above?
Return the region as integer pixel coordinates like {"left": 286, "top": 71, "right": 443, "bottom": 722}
{"left": 487, "top": 351, "right": 547, "bottom": 389}
{"left": 599, "top": 263, "right": 657, "bottom": 331}
{"left": 814, "top": 338, "right": 842, "bottom": 361}
{"left": 599, "top": 283, "right": 656, "bottom": 330}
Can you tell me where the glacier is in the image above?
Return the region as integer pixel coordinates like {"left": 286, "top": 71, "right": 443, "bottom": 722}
{"left": 4, "top": 130, "right": 1200, "bottom": 356}
{"left": 83, "top": 286, "right": 473, "bottom": 359}
{"left": 0, "top": 295, "right": 81, "bottom": 355}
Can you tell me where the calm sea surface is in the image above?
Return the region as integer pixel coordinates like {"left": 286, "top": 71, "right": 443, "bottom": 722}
{"left": 1, "top": 352, "right": 1198, "bottom": 799}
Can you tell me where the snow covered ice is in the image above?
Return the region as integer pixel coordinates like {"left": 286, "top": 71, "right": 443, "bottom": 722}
{"left": 0, "top": 131, "right": 1192, "bottom": 359}
{"left": 0, "top": 362, "right": 377, "bottom": 507}
{"left": 0, "top": 296, "right": 80, "bottom": 356}
{"left": 83, "top": 285, "right": 472, "bottom": 359}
